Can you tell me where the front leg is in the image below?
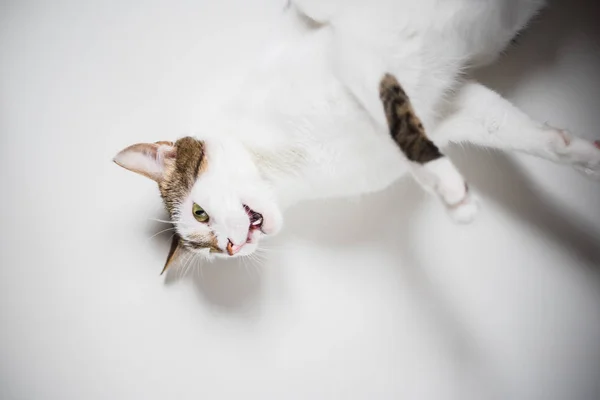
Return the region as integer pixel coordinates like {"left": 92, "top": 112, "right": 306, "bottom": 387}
{"left": 433, "top": 81, "right": 600, "bottom": 179}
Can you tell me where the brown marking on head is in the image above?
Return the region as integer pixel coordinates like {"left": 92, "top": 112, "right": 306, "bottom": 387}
{"left": 184, "top": 232, "right": 221, "bottom": 253}
{"left": 379, "top": 73, "right": 444, "bottom": 164}
{"left": 114, "top": 136, "right": 207, "bottom": 219}
{"left": 115, "top": 137, "right": 213, "bottom": 272}
{"left": 157, "top": 137, "right": 207, "bottom": 218}
{"left": 160, "top": 231, "right": 220, "bottom": 275}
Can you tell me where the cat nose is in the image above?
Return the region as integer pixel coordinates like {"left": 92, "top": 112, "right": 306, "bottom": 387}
{"left": 226, "top": 239, "right": 244, "bottom": 256}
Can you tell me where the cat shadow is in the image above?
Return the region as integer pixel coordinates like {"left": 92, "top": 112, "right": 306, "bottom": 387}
{"left": 285, "top": 179, "right": 501, "bottom": 390}
{"left": 463, "top": 0, "right": 600, "bottom": 273}
{"left": 283, "top": 146, "right": 600, "bottom": 391}
{"left": 471, "top": 0, "right": 599, "bottom": 90}
{"left": 144, "top": 214, "right": 267, "bottom": 319}
{"left": 186, "top": 258, "right": 265, "bottom": 320}
{"left": 449, "top": 146, "right": 600, "bottom": 273}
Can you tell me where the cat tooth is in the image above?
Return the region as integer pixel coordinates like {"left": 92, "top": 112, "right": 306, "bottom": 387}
{"left": 252, "top": 218, "right": 263, "bottom": 226}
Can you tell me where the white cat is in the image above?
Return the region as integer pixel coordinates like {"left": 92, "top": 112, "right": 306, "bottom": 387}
{"left": 114, "top": 0, "right": 600, "bottom": 268}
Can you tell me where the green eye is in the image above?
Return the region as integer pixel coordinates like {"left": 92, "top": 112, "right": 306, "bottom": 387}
{"left": 192, "top": 203, "right": 209, "bottom": 222}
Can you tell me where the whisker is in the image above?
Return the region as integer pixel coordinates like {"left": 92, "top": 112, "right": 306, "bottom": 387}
{"left": 242, "top": 256, "right": 252, "bottom": 276}
{"left": 194, "top": 256, "right": 204, "bottom": 280}
{"left": 147, "top": 227, "right": 176, "bottom": 240}
{"left": 181, "top": 254, "right": 190, "bottom": 278}
{"left": 247, "top": 254, "right": 263, "bottom": 275}
{"left": 244, "top": 256, "right": 254, "bottom": 276}
{"left": 251, "top": 250, "right": 268, "bottom": 263}
{"left": 194, "top": 255, "right": 200, "bottom": 279}
{"left": 176, "top": 253, "right": 186, "bottom": 280}
{"left": 148, "top": 217, "right": 191, "bottom": 228}
{"left": 248, "top": 252, "right": 260, "bottom": 265}
{"left": 149, "top": 218, "right": 175, "bottom": 224}
{"left": 178, "top": 251, "right": 194, "bottom": 281}
{"left": 255, "top": 247, "right": 280, "bottom": 258}
{"left": 256, "top": 243, "right": 287, "bottom": 253}
{"left": 184, "top": 253, "right": 196, "bottom": 278}
{"left": 187, "top": 252, "right": 199, "bottom": 278}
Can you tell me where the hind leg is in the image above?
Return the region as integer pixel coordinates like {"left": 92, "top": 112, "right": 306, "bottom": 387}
{"left": 333, "top": 40, "right": 478, "bottom": 223}
{"left": 433, "top": 81, "right": 600, "bottom": 178}
{"left": 407, "top": 158, "right": 480, "bottom": 223}
{"left": 377, "top": 74, "right": 479, "bottom": 223}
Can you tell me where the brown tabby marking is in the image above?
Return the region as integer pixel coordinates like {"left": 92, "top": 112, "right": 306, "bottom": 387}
{"left": 183, "top": 233, "right": 221, "bottom": 253}
{"left": 162, "top": 232, "right": 221, "bottom": 275}
{"left": 157, "top": 137, "right": 221, "bottom": 272}
{"left": 158, "top": 137, "right": 207, "bottom": 218}
{"left": 114, "top": 136, "right": 219, "bottom": 273}
{"left": 379, "top": 73, "right": 443, "bottom": 163}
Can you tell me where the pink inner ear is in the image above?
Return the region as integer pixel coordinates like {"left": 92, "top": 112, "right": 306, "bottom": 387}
{"left": 594, "top": 140, "right": 600, "bottom": 150}
{"left": 113, "top": 142, "right": 175, "bottom": 182}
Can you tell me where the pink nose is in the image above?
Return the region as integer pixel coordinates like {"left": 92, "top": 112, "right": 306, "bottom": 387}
{"left": 226, "top": 239, "right": 244, "bottom": 256}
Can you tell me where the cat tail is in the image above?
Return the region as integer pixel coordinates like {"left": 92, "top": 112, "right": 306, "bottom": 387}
{"left": 379, "top": 74, "right": 445, "bottom": 164}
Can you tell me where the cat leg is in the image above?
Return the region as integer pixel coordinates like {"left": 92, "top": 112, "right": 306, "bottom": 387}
{"left": 332, "top": 40, "right": 478, "bottom": 223}
{"left": 433, "top": 81, "right": 600, "bottom": 179}
{"left": 378, "top": 74, "right": 479, "bottom": 223}
{"left": 411, "top": 159, "right": 480, "bottom": 223}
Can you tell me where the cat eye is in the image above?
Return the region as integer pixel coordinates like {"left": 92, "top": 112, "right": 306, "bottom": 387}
{"left": 192, "top": 203, "right": 209, "bottom": 223}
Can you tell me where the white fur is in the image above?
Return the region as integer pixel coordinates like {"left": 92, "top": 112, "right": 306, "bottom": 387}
{"left": 177, "top": 136, "right": 283, "bottom": 258}
{"left": 122, "top": 0, "right": 600, "bottom": 259}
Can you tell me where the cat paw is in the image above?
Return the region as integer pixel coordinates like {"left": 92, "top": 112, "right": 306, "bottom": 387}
{"left": 444, "top": 185, "right": 480, "bottom": 224}
{"left": 414, "top": 158, "right": 480, "bottom": 224}
{"left": 548, "top": 127, "right": 600, "bottom": 180}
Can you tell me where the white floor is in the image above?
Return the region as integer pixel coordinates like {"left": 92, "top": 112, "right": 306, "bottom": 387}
{"left": 2, "top": 1, "right": 600, "bottom": 399}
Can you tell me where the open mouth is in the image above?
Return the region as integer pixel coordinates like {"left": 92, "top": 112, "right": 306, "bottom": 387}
{"left": 226, "top": 205, "right": 264, "bottom": 256}
{"left": 244, "top": 204, "right": 264, "bottom": 231}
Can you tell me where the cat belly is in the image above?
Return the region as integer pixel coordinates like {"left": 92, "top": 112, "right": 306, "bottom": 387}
{"left": 281, "top": 150, "right": 408, "bottom": 207}
{"left": 285, "top": 111, "right": 410, "bottom": 203}
{"left": 320, "top": 148, "right": 409, "bottom": 199}
{"left": 256, "top": 30, "right": 410, "bottom": 204}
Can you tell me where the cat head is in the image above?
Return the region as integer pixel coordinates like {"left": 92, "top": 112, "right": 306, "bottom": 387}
{"left": 114, "top": 136, "right": 282, "bottom": 272}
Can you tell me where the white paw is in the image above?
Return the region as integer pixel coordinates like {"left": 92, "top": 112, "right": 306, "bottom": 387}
{"left": 421, "top": 158, "right": 468, "bottom": 203}
{"left": 444, "top": 186, "right": 480, "bottom": 225}
{"left": 548, "top": 127, "right": 600, "bottom": 180}
{"left": 412, "top": 158, "right": 480, "bottom": 224}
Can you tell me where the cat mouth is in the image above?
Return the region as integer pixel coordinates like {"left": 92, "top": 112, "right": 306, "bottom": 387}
{"left": 226, "top": 205, "right": 264, "bottom": 256}
{"left": 244, "top": 204, "right": 264, "bottom": 231}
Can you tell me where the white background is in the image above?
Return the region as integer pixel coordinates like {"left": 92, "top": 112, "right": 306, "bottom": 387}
{"left": 1, "top": 0, "right": 600, "bottom": 399}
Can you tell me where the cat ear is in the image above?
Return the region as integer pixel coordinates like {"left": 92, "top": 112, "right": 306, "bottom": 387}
{"left": 161, "top": 234, "right": 184, "bottom": 275}
{"left": 113, "top": 141, "right": 176, "bottom": 182}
